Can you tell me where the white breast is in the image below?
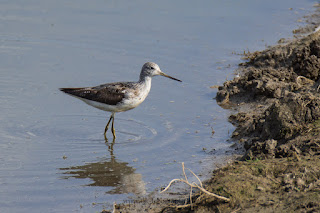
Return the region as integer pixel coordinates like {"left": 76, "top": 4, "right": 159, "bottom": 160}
{"left": 121, "top": 78, "right": 151, "bottom": 111}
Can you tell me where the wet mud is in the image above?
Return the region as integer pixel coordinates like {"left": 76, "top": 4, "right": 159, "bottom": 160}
{"left": 104, "top": 8, "right": 320, "bottom": 213}
{"left": 217, "top": 30, "right": 320, "bottom": 161}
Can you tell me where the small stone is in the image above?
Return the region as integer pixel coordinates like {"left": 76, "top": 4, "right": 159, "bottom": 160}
{"left": 256, "top": 186, "right": 265, "bottom": 191}
{"left": 296, "top": 178, "right": 305, "bottom": 187}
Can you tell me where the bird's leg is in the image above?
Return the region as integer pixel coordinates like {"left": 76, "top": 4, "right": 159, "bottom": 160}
{"left": 104, "top": 114, "right": 113, "bottom": 136}
{"left": 111, "top": 113, "right": 116, "bottom": 138}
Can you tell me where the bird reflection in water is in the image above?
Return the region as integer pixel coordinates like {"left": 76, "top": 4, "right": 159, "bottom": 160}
{"left": 59, "top": 139, "right": 146, "bottom": 195}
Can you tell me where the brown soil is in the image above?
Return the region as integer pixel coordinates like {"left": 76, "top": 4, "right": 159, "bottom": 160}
{"left": 103, "top": 9, "right": 320, "bottom": 213}
{"left": 217, "top": 31, "right": 320, "bottom": 161}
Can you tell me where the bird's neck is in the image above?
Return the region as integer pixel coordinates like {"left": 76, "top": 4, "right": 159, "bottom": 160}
{"left": 138, "top": 75, "right": 152, "bottom": 89}
{"left": 139, "top": 74, "right": 152, "bottom": 83}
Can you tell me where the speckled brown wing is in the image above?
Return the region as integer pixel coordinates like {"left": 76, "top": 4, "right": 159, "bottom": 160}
{"left": 60, "top": 83, "right": 126, "bottom": 105}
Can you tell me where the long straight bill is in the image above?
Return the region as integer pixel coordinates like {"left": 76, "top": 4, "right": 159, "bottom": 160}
{"left": 160, "top": 72, "right": 182, "bottom": 82}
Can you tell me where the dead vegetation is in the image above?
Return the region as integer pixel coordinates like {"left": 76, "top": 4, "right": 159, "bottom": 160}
{"left": 160, "top": 162, "right": 230, "bottom": 210}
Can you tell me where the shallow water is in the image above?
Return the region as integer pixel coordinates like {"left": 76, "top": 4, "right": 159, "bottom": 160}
{"left": 0, "top": 0, "right": 315, "bottom": 212}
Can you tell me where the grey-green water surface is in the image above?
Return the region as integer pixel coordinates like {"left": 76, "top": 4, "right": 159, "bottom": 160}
{"left": 0, "top": 0, "right": 315, "bottom": 212}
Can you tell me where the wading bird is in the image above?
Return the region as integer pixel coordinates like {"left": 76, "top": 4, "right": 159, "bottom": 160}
{"left": 60, "top": 62, "right": 181, "bottom": 139}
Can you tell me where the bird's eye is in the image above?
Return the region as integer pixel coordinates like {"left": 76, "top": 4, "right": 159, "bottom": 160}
{"left": 150, "top": 67, "right": 154, "bottom": 70}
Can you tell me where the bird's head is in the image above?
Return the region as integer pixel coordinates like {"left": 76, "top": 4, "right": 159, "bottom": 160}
{"left": 140, "top": 62, "right": 182, "bottom": 82}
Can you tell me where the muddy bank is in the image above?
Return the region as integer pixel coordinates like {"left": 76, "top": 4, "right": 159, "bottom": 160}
{"left": 216, "top": 30, "right": 320, "bottom": 161}
{"left": 105, "top": 13, "right": 320, "bottom": 213}
{"left": 210, "top": 30, "right": 320, "bottom": 213}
